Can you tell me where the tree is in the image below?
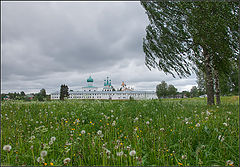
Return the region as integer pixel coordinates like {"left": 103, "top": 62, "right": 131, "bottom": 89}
{"left": 141, "top": 1, "right": 239, "bottom": 105}
{"left": 168, "top": 85, "right": 177, "bottom": 98}
{"left": 190, "top": 86, "right": 198, "bottom": 97}
{"left": 40, "top": 88, "right": 47, "bottom": 98}
{"left": 60, "top": 84, "right": 69, "bottom": 100}
{"left": 156, "top": 81, "right": 168, "bottom": 98}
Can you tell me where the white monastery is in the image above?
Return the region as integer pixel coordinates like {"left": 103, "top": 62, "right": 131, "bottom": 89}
{"left": 51, "top": 76, "right": 157, "bottom": 100}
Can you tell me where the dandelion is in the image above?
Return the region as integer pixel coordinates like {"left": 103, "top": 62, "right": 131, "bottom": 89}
{"left": 195, "top": 123, "right": 200, "bottom": 127}
{"left": 146, "top": 121, "right": 150, "bottom": 125}
{"left": 117, "top": 151, "right": 123, "bottom": 156}
{"left": 106, "top": 149, "right": 111, "bottom": 155}
{"left": 37, "top": 157, "right": 45, "bottom": 163}
{"left": 218, "top": 135, "right": 225, "bottom": 142}
{"left": 50, "top": 162, "right": 53, "bottom": 166}
{"left": 160, "top": 128, "right": 164, "bottom": 131}
{"left": 63, "top": 158, "right": 71, "bottom": 164}
{"left": 129, "top": 150, "right": 136, "bottom": 156}
{"left": 49, "top": 141, "right": 53, "bottom": 145}
{"left": 223, "top": 122, "right": 228, "bottom": 126}
{"left": 81, "top": 130, "right": 86, "bottom": 134}
{"left": 181, "top": 155, "right": 187, "bottom": 159}
{"left": 44, "top": 163, "right": 47, "bottom": 166}
{"left": 178, "top": 162, "right": 183, "bottom": 165}
{"left": 97, "top": 130, "right": 102, "bottom": 135}
{"left": 3, "top": 145, "right": 12, "bottom": 152}
{"left": 51, "top": 136, "right": 56, "bottom": 142}
{"left": 226, "top": 160, "right": 234, "bottom": 166}
{"left": 30, "top": 136, "right": 35, "bottom": 140}
{"left": 40, "top": 150, "right": 47, "bottom": 157}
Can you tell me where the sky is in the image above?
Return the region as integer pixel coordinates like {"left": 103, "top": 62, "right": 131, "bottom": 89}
{"left": 1, "top": 1, "right": 197, "bottom": 94}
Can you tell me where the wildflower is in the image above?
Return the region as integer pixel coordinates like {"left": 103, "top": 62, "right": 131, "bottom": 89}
{"left": 181, "top": 155, "right": 187, "bottom": 159}
{"left": 112, "top": 121, "right": 116, "bottom": 126}
{"left": 30, "top": 136, "right": 36, "bottom": 140}
{"left": 223, "top": 122, "right": 228, "bottom": 126}
{"left": 111, "top": 115, "right": 114, "bottom": 118}
{"left": 178, "top": 162, "right": 183, "bottom": 165}
{"left": 195, "top": 123, "right": 200, "bottom": 127}
{"left": 218, "top": 135, "right": 225, "bottom": 142}
{"left": 63, "top": 158, "right": 71, "bottom": 164}
{"left": 3, "top": 145, "right": 12, "bottom": 152}
{"left": 129, "top": 150, "right": 136, "bottom": 156}
{"left": 146, "top": 121, "right": 150, "bottom": 125}
{"left": 37, "top": 157, "right": 45, "bottom": 163}
{"left": 81, "top": 130, "right": 86, "bottom": 134}
{"left": 106, "top": 149, "right": 111, "bottom": 155}
{"left": 51, "top": 136, "right": 56, "bottom": 142}
{"left": 30, "top": 145, "right": 34, "bottom": 149}
{"left": 44, "top": 163, "right": 47, "bottom": 166}
{"left": 150, "top": 118, "right": 152, "bottom": 121}
{"left": 97, "top": 130, "right": 102, "bottom": 135}
{"left": 160, "top": 128, "right": 164, "bottom": 131}
{"left": 40, "top": 150, "right": 47, "bottom": 157}
{"left": 50, "top": 162, "right": 54, "bottom": 166}
{"left": 49, "top": 141, "right": 53, "bottom": 145}
{"left": 226, "top": 160, "right": 234, "bottom": 166}
{"left": 117, "top": 151, "right": 123, "bottom": 156}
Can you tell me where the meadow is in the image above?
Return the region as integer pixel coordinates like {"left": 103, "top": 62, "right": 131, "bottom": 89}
{"left": 1, "top": 96, "right": 239, "bottom": 166}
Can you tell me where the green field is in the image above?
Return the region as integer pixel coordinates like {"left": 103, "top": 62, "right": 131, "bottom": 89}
{"left": 1, "top": 97, "right": 239, "bottom": 166}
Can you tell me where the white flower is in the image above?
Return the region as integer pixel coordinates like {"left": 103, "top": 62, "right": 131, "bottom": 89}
{"left": 134, "top": 117, "right": 139, "bottom": 122}
{"left": 218, "top": 135, "right": 225, "bottom": 142}
{"left": 30, "top": 136, "right": 35, "bottom": 140}
{"left": 226, "top": 160, "right": 234, "bottom": 166}
{"left": 206, "top": 111, "right": 211, "bottom": 116}
{"left": 63, "top": 158, "right": 71, "bottom": 164}
{"left": 112, "top": 121, "right": 116, "bottom": 126}
{"left": 160, "top": 128, "right": 164, "bottom": 131}
{"left": 106, "top": 149, "right": 111, "bottom": 155}
{"left": 181, "top": 155, "right": 187, "bottom": 159}
{"left": 51, "top": 136, "right": 56, "bottom": 142}
{"left": 37, "top": 157, "right": 45, "bottom": 163}
{"left": 223, "top": 123, "right": 228, "bottom": 126}
{"left": 205, "top": 117, "right": 209, "bottom": 120}
{"left": 40, "top": 150, "right": 47, "bottom": 157}
{"left": 150, "top": 118, "right": 152, "bottom": 121}
{"left": 111, "top": 115, "right": 114, "bottom": 118}
{"left": 97, "top": 130, "right": 102, "bottom": 135}
{"left": 3, "top": 145, "right": 12, "bottom": 152}
{"left": 146, "top": 121, "right": 150, "bottom": 125}
{"left": 126, "top": 146, "right": 131, "bottom": 150}
{"left": 49, "top": 141, "right": 53, "bottom": 145}
{"left": 116, "top": 151, "right": 123, "bottom": 156}
{"left": 129, "top": 150, "right": 136, "bottom": 156}
{"left": 195, "top": 123, "right": 200, "bottom": 127}
{"left": 81, "top": 130, "right": 86, "bottom": 134}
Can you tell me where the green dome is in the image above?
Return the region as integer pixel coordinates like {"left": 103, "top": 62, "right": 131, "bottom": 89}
{"left": 87, "top": 76, "right": 93, "bottom": 82}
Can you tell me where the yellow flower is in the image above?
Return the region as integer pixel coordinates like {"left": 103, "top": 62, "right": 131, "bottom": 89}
{"left": 124, "top": 136, "right": 127, "bottom": 139}
{"left": 120, "top": 143, "right": 123, "bottom": 145}
{"left": 44, "top": 163, "right": 47, "bottom": 166}
{"left": 137, "top": 135, "right": 139, "bottom": 138}
{"left": 90, "top": 121, "right": 92, "bottom": 124}
{"left": 178, "top": 162, "right": 183, "bottom": 166}
{"left": 65, "top": 121, "right": 68, "bottom": 123}
{"left": 107, "top": 123, "right": 109, "bottom": 126}
{"left": 100, "top": 120, "right": 102, "bottom": 122}
{"left": 88, "top": 133, "right": 90, "bottom": 135}
{"left": 50, "top": 162, "right": 53, "bottom": 166}
{"left": 79, "top": 134, "right": 81, "bottom": 136}
{"left": 170, "top": 129, "right": 173, "bottom": 131}
{"left": 73, "top": 122, "right": 75, "bottom": 124}
{"left": 92, "top": 123, "right": 94, "bottom": 125}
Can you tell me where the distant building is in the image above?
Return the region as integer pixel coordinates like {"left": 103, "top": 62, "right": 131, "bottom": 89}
{"left": 51, "top": 76, "right": 157, "bottom": 100}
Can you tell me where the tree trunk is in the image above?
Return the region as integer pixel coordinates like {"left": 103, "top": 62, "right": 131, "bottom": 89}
{"left": 214, "top": 69, "right": 221, "bottom": 105}
{"left": 203, "top": 48, "right": 215, "bottom": 105}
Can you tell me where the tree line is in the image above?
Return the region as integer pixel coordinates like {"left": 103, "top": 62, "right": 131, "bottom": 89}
{"left": 141, "top": 1, "right": 239, "bottom": 105}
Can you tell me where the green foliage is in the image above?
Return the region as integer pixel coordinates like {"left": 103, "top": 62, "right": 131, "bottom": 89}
{"left": 190, "top": 86, "right": 198, "bottom": 97}
{"left": 60, "top": 85, "right": 69, "bottom": 100}
{"left": 1, "top": 98, "right": 239, "bottom": 166}
{"left": 156, "top": 81, "right": 177, "bottom": 98}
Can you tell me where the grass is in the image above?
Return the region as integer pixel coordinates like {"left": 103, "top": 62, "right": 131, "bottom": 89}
{"left": 1, "top": 96, "right": 239, "bottom": 166}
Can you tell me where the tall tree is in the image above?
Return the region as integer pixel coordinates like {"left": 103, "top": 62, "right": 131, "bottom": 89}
{"left": 141, "top": 1, "right": 239, "bottom": 105}
{"left": 168, "top": 84, "right": 177, "bottom": 98}
{"left": 40, "top": 88, "right": 47, "bottom": 98}
{"left": 60, "top": 84, "right": 69, "bottom": 100}
{"left": 156, "top": 81, "right": 168, "bottom": 98}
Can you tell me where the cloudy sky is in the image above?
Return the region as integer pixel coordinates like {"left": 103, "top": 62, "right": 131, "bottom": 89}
{"left": 2, "top": 1, "right": 197, "bottom": 94}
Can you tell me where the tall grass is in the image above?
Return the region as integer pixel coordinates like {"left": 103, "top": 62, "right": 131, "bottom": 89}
{"left": 1, "top": 97, "right": 239, "bottom": 166}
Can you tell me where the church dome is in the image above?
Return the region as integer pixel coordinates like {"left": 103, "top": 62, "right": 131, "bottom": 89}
{"left": 87, "top": 76, "right": 93, "bottom": 82}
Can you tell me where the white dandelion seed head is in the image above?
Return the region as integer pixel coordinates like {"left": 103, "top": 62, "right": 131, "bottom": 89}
{"left": 97, "top": 130, "right": 102, "bottom": 135}
{"left": 226, "top": 160, "right": 233, "bottom": 166}
{"left": 49, "top": 141, "right": 53, "bottom": 145}
{"left": 146, "top": 121, "right": 150, "bottom": 125}
{"left": 223, "top": 123, "right": 228, "bottom": 127}
{"left": 3, "top": 145, "right": 12, "bottom": 152}
{"left": 51, "top": 137, "right": 56, "bottom": 142}
{"left": 116, "top": 151, "right": 124, "bottom": 157}
{"left": 182, "top": 155, "right": 187, "bottom": 159}
{"left": 106, "top": 149, "right": 111, "bottom": 155}
{"left": 37, "top": 157, "right": 45, "bottom": 163}
{"left": 129, "top": 150, "right": 136, "bottom": 156}
{"left": 81, "top": 130, "right": 86, "bottom": 134}
{"left": 63, "top": 158, "right": 71, "bottom": 164}
{"left": 40, "top": 150, "right": 47, "bottom": 157}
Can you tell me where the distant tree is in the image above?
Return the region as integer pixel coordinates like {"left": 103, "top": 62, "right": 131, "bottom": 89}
{"left": 156, "top": 81, "right": 168, "bottom": 98}
{"left": 190, "top": 86, "right": 198, "bottom": 97}
{"left": 182, "top": 91, "right": 191, "bottom": 98}
{"left": 60, "top": 84, "right": 69, "bottom": 100}
{"left": 40, "top": 88, "right": 47, "bottom": 98}
{"left": 168, "top": 85, "right": 177, "bottom": 98}
{"left": 20, "top": 91, "right": 25, "bottom": 97}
